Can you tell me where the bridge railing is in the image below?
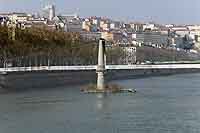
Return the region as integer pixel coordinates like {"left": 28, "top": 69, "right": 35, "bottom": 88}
{"left": 2, "top": 64, "right": 200, "bottom": 73}
{"left": 0, "top": 65, "right": 97, "bottom": 72}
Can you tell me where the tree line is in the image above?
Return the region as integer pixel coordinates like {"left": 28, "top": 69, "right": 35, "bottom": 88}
{"left": 0, "top": 26, "right": 100, "bottom": 66}
{"left": 0, "top": 25, "right": 196, "bottom": 67}
{"left": 0, "top": 25, "right": 128, "bottom": 67}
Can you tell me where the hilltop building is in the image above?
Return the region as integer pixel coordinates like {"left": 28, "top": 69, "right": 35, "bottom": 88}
{"left": 54, "top": 14, "right": 82, "bottom": 32}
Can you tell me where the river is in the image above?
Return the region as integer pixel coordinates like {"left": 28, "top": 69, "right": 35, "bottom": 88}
{"left": 0, "top": 73, "right": 200, "bottom": 133}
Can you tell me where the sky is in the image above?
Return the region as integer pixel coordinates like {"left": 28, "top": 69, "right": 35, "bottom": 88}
{"left": 0, "top": 0, "right": 200, "bottom": 24}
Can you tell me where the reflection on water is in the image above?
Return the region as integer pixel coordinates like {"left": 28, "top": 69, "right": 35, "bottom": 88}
{"left": 96, "top": 94, "right": 104, "bottom": 110}
{"left": 0, "top": 73, "right": 200, "bottom": 133}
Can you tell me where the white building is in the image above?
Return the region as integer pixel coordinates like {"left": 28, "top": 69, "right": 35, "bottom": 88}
{"left": 171, "top": 26, "right": 189, "bottom": 37}
{"left": 187, "top": 25, "right": 200, "bottom": 31}
{"left": 165, "top": 24, "right": 174, "bottom": 28}
{"left": 135, "top": 32, "right": 168, "bottom": 47}
{"left": 110, "top": 23, "right": 116, "bottom": 29}
{"left": 143, "top": 23, "right": 155, "bottom": 31}
{"left": 130, "top": 23, "right": 144, "bottom": 32}
{"left": 120, "top": 46, "right": 137, "bottom": 65}
{"left": 111, "top": 21, "right": 121, "bottom": 29}
{"left": 8, "top": 12, "right": 30, "bottom": 23}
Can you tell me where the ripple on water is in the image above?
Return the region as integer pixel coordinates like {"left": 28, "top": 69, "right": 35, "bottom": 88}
{"left": 0, "top": 73, "right": 200, "bottom": 133}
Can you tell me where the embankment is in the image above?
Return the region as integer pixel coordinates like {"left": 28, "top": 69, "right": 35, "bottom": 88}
{"left": 0, "top": 69, "right": 199, "bottom": 92}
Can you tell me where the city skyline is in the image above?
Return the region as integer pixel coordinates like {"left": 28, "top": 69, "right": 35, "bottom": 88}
{"left": 0, "top": 0, "right": 200, "bottom": 24}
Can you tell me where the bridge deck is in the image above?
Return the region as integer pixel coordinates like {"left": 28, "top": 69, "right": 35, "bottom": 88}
{"left": 1, "top": 64, "right": 200, "bottom": 73}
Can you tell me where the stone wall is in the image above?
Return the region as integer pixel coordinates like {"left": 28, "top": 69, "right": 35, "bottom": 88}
{"left": 0, "top": 69, "right": 199, "bottom": 92}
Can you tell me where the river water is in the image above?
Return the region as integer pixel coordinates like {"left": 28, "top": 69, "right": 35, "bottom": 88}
{"left": 0, "top": 73, "right": 200, "bottom": 133}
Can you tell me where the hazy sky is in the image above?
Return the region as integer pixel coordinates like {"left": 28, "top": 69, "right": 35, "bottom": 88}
{"left": 0, "top": 0, "right": 200, "bottom": 24}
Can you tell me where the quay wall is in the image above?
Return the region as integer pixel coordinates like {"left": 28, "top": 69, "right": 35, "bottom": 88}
{"left": 0, "top": 69, "right": 199, "bottom": 92}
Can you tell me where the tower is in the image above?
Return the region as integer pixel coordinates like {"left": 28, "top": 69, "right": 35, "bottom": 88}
{"left": 43, "top": 4, "right": 55, "bottom": 21}
{"left": 49, "top": 5, "right": 55, "bottom": 21}
{"left": 96, "top": 39, "right": 106, "bottom": 91}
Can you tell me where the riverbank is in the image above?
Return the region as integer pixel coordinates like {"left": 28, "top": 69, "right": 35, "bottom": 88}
{"left": 0, "top": 69, "right": 199, "bottom": 92}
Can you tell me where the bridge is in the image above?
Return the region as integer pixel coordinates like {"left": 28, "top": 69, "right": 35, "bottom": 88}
{"left": 1, "top": 39, "right": 200, "bottom": 91}
{"left": 1, "top": 64, "right": 200, "bottom": 73}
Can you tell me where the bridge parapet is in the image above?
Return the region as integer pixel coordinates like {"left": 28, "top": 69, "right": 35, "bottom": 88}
{"left": 1, "top": 64, "right": 200, "bottom": 73}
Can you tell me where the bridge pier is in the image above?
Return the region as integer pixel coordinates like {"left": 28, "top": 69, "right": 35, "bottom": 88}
{"left": 96, "top": 39, "right": 106, "bottom": 91}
